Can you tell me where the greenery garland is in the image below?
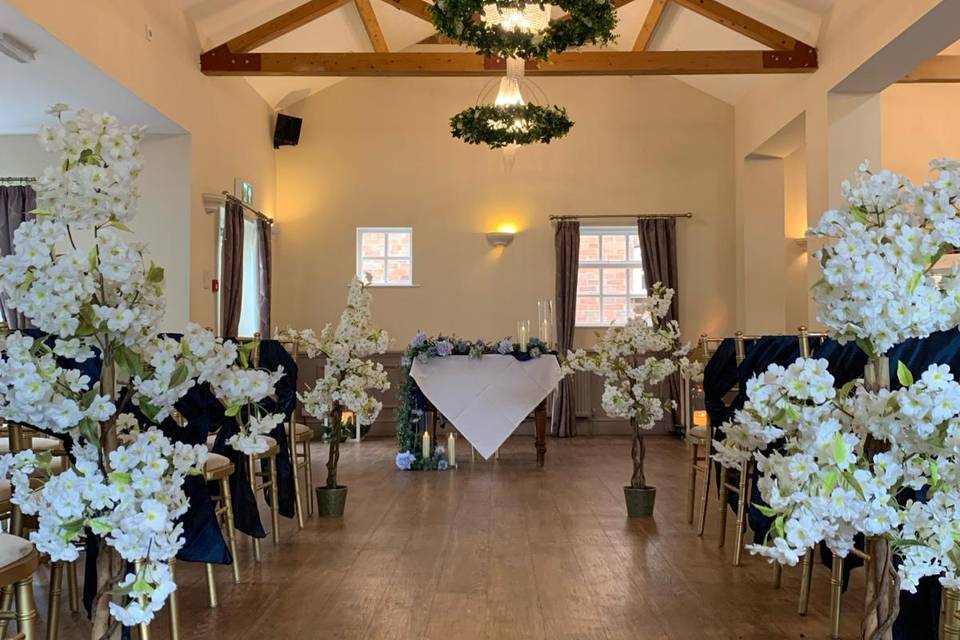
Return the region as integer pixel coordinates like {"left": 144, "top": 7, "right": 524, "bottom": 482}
{"left": 451, "top": 103, "right": 573, "bottom": 149}
{"left": 396, "top": 334, "right": 553, "bottom": 470}
{"left": 431, "top": 0, "right": 617, "bottom": 60}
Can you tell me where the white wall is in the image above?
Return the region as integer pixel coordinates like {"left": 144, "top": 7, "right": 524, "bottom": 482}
{"left": 0, "top": 134, "right": 192, "bottom": 331}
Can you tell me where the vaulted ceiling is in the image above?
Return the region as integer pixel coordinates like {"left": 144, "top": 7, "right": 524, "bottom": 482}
{"left": 178, "top": 0, "right": 836, "bottom": 108}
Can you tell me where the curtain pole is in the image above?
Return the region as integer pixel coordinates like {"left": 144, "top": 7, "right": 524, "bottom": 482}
{"left": 549, "top": 213, "right": 692, "bottom": 221}
{"left": 221, "top": 191, "right": 275, "bottom": 225}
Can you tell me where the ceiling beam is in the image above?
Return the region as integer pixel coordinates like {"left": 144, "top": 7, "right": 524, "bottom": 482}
{"left": 355, "top": 0, "right": 389, "bottom": 52}
{"left": 633, "top": 0, "right": 669, "bottom": 51}
{"left": 200, "top": 48, "right": 817, "bottom": 76}
{"left": 670, "top": 0, "right": 812, "bottom": 53}
{"left": 378, "top": 0, "right": 433, "bottom": 22}
{"left": 222, "top": 0, "right": 352, "bottom": 53}
{"left": 899, "top": 55, "right": 960, "bottom": 82}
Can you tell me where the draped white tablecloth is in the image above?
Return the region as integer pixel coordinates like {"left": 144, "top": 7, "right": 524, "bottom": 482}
{"left": 410, "top": 354, "right": 564, "bottom": 460}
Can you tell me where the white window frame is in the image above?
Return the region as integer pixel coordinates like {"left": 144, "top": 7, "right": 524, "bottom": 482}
{"left": 575, "top": 226, "right": 647, "bottom": 328}
{"left": 356, "top": 227, "right": 414, "bottom": 287}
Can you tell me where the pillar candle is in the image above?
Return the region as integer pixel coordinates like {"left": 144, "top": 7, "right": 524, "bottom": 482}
{"left": 447, "top": 433, "right": 456, "bottom": 467}
{"left": 422, "top": 430, "right": 430, "bottom": 459}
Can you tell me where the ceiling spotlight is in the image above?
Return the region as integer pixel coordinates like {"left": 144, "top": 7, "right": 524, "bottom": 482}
{"left": 0, "top": 33, "right": 36, "bottom": 63}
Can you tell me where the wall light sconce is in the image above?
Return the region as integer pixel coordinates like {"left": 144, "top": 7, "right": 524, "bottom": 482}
{"left": 486, "top": 231, "right": 515, "bottom": 247}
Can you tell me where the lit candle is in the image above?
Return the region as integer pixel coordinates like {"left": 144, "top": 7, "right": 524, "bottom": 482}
{"left": 422, "top": 430, "right": 431, "bottom": 459}
{"left": 693, "top": 410, "right": 708, "bottom": 427}
{"left": 519, "top": 321, "right": 528, "bottom": 352}
{"left": 447, "top": 433, "right": 456, "bottom": 467}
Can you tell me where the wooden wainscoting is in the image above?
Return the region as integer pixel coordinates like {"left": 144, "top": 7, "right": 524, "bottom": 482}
{"left": 292, "top": 352, "right": 673, "bottom": 439}
{"left": 295, "top": 352, "right": 405, "bottom": 438}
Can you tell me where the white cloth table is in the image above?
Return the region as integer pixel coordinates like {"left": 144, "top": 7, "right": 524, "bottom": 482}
{"left": 410, "top": 354, "right": 564, "bottom": 462}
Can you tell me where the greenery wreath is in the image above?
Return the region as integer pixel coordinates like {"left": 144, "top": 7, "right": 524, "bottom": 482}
{"left": 430, "top": 0, "right": 617, "bottom": 60}
{"left": 450, "top": 103, "right": 573, "bottom": 148}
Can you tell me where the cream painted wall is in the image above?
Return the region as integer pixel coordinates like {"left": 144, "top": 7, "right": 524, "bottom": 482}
{"left": 9, "top": 0, "right": 278, "bottom": 329}
{"left": 732, "top": 0, "right": 956, "bottom": 331}
{"left": 0, "top": 134, "right": 192, "bottom": 331}
{"left": 881, "top": 84, "right": 960, "bottom": 183}
{"left": 741, "top": 157, "right": 786, "bottom": 334}
{"left": 273, "top": 76, "right": 735, "bottom": 346}
{"left": 783, "top": 147, "right": 809, "bottom": 332}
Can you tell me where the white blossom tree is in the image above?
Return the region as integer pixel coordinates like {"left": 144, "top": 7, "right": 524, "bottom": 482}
{"left": 716, "top": 160, "right": 960, "bottom": 640}
{"left": 297, "top": 278, "right": 389, "bottom": 492}
{"left": 0, "top": 106, "right": 283, "bottom": 637}
{"left": 566, "top": 284, "right": 700, "bottom": 495}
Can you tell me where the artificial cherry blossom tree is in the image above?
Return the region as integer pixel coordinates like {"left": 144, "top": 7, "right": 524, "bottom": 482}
{"left": 297, "top": 278, "right": 389, "bottom": 502}
{"left": 0, "top": 106, "right": 283, "bottom": 638}
{"left": 566, "top": 284, "right": 701, "bottom": 512}
{"left": 716, "top": 160, "right": 960, "bottom": 640}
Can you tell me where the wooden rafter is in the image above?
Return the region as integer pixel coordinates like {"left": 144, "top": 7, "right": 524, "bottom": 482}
{"left": 380, "top": 0, "right": 433, "bottom": 22}
{"left": 200, "top": 49, "right": 817, "bottom": 76}
{"left": 633, "top": 0, "right": 669, "bottom": 51}
{"left": 900, "top": 55, "right": 960, "bottom": 83}
{"left": 671, "top": 0, "right": 812, "bottom": 52}
{"left": 355, "top": 0, "right": 389, "bottom": 52}
{"left": 223, "top": 0, "right": 352, "bottom": 52}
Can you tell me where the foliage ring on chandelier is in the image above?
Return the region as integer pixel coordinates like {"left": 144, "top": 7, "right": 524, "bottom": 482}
{"left": 449, "top": 57, "right": 573, "bottom": 150}
{"left": 430, "top": 0, "right": 617, "bottom": 60}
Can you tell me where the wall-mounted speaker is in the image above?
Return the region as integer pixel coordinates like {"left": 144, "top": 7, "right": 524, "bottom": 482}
{"left": 273, "top": 113, "right": 302, "bottom": 149}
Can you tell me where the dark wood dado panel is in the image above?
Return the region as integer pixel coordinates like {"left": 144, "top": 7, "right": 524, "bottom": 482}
{"left": 294, "top": 352, "right": 404, "bottom": 438}
{"left": 291, "top": 352, "right": 673, "bottom": 439}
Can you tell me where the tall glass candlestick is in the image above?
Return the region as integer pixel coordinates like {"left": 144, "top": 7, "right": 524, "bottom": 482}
{"left": 537, "top": 301, "right": 543, "bottom": 339}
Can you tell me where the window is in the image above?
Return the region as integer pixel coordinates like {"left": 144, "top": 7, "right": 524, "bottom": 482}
{"left": 214, "top": 181, "right": 261, "bottom": 336}
{"left": 237, "top": 217, "right": 260, "bottom": 336}
{"left": 575, "top": 227, "right": 646, "bottom": 327}
{"left": 356, "top": 227, "right": 413, "bottom": 286}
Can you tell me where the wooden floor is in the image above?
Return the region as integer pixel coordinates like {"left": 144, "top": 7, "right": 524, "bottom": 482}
{"left": 49, "top": 435, "right": 862, "bottom": 639}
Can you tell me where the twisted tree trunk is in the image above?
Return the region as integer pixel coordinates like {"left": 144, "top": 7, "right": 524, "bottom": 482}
{"left": 630, "top": 420, "right": 646, "bottom": 489}
{"left": 91, "top": 359, "right": 123, "bottom": 640}
{"left": 861, "top": 356, "right": 899, "bottom": 640}
{"left": 325, "top": 404, "right": 342, "bottom": 489}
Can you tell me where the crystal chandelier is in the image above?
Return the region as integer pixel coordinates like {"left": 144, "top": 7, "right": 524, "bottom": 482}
{"left": 493, "top": 57, "right": 527, "bottom": 168}
{"left": 481, "top": 3, "right": 552, "bottom": 33}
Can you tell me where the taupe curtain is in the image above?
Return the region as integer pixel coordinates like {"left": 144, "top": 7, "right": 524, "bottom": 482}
{"left": 0, "top": 185, "right": 36, "bottom": 329}
{"left": 551, "top": 219, "right": 580, "bottom": 438}
{"left": 256, "top": 217, "right": 272, "bottom": 336}
{"left": 638, "top": 217, "right": 680, "bottom": 427}
{"left": 221, "top": 200, "right": 244, "bottom": 338}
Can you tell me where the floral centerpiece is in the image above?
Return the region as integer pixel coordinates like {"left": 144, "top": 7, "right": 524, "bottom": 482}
{"left": 395, "top": 332, "right": 552, "bottom": 470}
{"left": 0, "top": 106, "right": 283, "bottom": 637}
{"left": 715, "top": 159, "right": 960, "bottom": 640}
{"left": 566, "top": 284, "right": 700, "bottom": 517}
{"left": 296, "top": 278, "right": 389, "bottom": 516}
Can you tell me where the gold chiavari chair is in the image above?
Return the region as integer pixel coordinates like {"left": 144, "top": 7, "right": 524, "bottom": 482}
{"left": 202, "top": 453, "right": 241, "bottom": 607}
{"left": 687, "top": 335, "right": 722, "bottom": 536}
{"left": 0, "top": 423, "right": 78, "bottom": 640}
{"left": 240, "top": 334, "right": 281, "bottom": 560}
{"left": 717, "top": 331, "right": 756, "bottom": 564}
{"left": 0, "top": 533, "right": 39, "bottom": 640}
{"left": 278, "top": 337, "right": 312, "bottom": 524}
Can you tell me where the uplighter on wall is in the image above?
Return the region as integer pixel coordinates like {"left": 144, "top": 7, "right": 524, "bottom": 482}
{"left": 486, "top": 223, "right": 517, "bottom": 247}
{"left": 486, "top": 231, "right": 515, "bottom": 247}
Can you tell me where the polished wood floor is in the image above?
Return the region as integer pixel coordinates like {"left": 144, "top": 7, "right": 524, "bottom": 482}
{"left": 49, "top": 435, "right": 862, "bottom": 639}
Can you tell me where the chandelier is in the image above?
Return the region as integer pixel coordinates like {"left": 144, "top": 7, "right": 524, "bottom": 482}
{"left": 481, "top": 3, "right": 552, "bottom": 33}
{"left": 449, "top": 57, "right": 573, "bottom": 166}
